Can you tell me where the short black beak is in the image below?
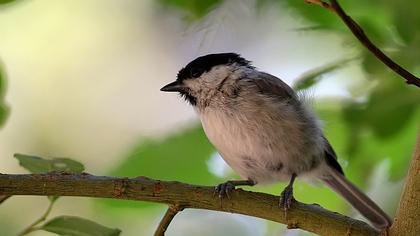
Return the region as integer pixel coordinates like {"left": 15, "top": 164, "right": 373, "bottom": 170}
{"left": 160, "top": 81, "right": 184, "bottom": 92}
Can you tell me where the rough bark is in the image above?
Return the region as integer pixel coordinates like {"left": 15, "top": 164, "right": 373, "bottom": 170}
{"left": 0, "top": 173, "right": 378, "bottom": 236}
{"left": 389, "top": 129, "right": 420, "bottom": 236}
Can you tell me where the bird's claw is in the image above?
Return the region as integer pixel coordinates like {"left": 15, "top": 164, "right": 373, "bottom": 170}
{"left": 214, "top": 182, "right": 235, "bottom": 199}
{"left": 279, "top": 185, "right": 294, "bottom": 211}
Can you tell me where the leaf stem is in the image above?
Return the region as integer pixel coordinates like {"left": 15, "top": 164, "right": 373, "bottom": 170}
{"left": 16, "top": 198, "right": 57, "bottom": 236}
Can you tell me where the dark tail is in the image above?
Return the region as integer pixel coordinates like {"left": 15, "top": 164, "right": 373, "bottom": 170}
{"left": 322, "top": 167, "right": 392, "bottom": 230}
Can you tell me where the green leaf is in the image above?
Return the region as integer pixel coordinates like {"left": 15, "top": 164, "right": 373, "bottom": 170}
{"left": 293, "top": 57, "right": 356, "bottom": 91}
{"left": 14, "top": 154, "right": 85, "bottom": 173}
{"left": 0, "top": 61, "right": 10, "bottom": 128}
{"left": 0, "top": 104, "right": 8, "bottom": 127}
{"left": 285, "top": 0, "right": 392, "bottom": 45}
{"left": 41, "top": 216, "right": 121, "bottom": 236}
{"left": 50, "top": 158, "right": 85, "bottom": 173}
{"left": 284, "top": 0, "right": 340, "bottom": 30}
{"left": 343, "top": 107, "right": 420, "bottom": 180}
{"left": 344, "top": 79, "right": 420, "bottom": 138}
{"left": 363, "top": 81, "right": 420, "bottom": 138}
{"left": 0, "top": 0, "right": 19, "bottom": 4}
{"left": 14, "top": 154, "right": 52, "bottom": 173}
{"left": 391, "top": 1, "right": 420, "bottom": 44}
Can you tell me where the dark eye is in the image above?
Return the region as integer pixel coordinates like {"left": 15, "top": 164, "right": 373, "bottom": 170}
{"left": 190, "top": 68, "right": 203, "bottom": 78}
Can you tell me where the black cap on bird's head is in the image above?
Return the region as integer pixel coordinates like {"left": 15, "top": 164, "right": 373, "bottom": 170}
{"left": 160, "top": 53, "right": 252, "bottom": 93}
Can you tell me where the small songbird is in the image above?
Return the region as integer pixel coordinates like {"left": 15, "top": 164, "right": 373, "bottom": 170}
{"left": 160, "top": 53, "right": 391, "bottom": 230}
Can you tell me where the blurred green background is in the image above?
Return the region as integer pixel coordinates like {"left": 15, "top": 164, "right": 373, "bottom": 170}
{"left": 0, "top": 0, "right": 419, "bottom": 235}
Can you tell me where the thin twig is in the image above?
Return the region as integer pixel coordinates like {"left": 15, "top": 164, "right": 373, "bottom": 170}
{"left": 154, "top": 205, "right": 184, "bottom": 236}
{"left": 304, "top": 0, "right": 334, "bottom": 11}
{"left": 0, "top": 173, "right": 378, "bottom": 236}
{"left": 305, "top": 0, "right": 420, "bottom": 87}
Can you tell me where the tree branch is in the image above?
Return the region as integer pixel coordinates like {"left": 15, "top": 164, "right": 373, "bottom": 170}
{"left": 0, "top": 173, "right": 377, "bottom": 236}
{"left": 0, "top": 194, "right": 10, "bottom": 204}
{"left": 154, "top": 204, "right": 184, "bottom": 236}
{"left": 305, "top": 0, "right": 420, "bottom": 87}
{"left": 389, "top": 129, "right": 420, "bottom": 235}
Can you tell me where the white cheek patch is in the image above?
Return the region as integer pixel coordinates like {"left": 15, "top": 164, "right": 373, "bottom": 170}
{"left": 184, "top": 65, "right": 236, "bottom": 93}
{"left": 184, "top": 79, "right": 200, "bottom": 91}
{"left": 202, "top": 66, "right": 230, "bottom": 81}
{"left": 182, "top": 64, "right": 247, "bottom": 109}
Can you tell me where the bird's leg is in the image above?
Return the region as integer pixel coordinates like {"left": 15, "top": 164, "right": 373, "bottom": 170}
{"left": 215, "top": 179, "right": 255, "bottom": 199}
{"left": 280, "top": 173, "right": 297, "bottom": 211}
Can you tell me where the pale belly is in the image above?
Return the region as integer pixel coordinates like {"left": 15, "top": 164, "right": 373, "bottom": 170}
{"left": 199, "top": 108, "right": 324, "bottom": 184}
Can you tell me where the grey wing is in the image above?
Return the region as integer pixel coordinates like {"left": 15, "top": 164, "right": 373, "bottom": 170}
{"left": 243, "top": 72, "right": 345, "bottom": 175}
{"left": 236, "top": 71, "right": 301, "bottom": 108}
{"left": 248, "top": 72, "right": 298, "bottom": 101}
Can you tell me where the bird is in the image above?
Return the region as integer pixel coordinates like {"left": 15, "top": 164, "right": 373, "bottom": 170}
{"left": 160, "top": 52, "right": 392, "bottom": 230}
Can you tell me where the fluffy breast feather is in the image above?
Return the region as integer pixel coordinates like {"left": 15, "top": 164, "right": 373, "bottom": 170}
{"left": 198, "top": 92, "right": 325, "bottom": 184}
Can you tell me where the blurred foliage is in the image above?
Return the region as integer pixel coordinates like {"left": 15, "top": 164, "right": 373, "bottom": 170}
{"left": 286, "top": 0, "right": 420, "bottom": 145}
{"left": 41, "top": 216, "right": 121, "bottom": 236}
{"left": 12, "top": 154, "right": 120, "bottom": 236}
{"left": 285, "top": 1, "right": 394, "bottom": 44}
{"left": 343, "top": 79, "right": 420, "bottom": 139}
{"left": 293, "top": 57, "right": 356, "bottom": 91}
{"left": 0, "top": 0, "right": 419, "bottom": 235}
{"left": 0, "top": 61, "right": 9, "bottom": 128}
{"left": 0, "top": 0, "right": 18, "bottom": 4}
{"left": 159, "top": 0, "right": 223, "bottom": 21}
{"left": 289, "top": 1, "right": 420, "bottom": 183}
{"left": 14, "top": 153, "right": 85, "bottom": 173}
{"left": 94, "top": 3, "right": 420, "bottom": 232}
{"left": 110, "top": 126, "right": 216, "bottom": 183}
{"left": 103, "top": 126, "right": 219, "bottom": 208}
{"left": 0, "top": 0, "right": 23, "bottom": 9}
{"left": 155, "top": 0, "right": 420, "bottom": 181}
